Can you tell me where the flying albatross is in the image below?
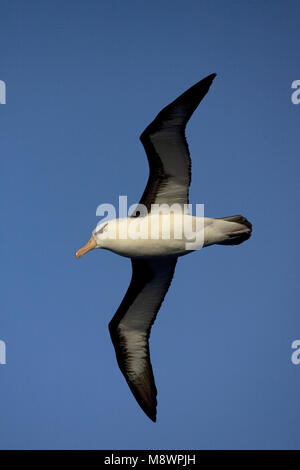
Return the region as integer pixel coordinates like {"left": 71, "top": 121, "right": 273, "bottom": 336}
{"left": 75, "top": 73, "right": 252, "bottom": 422}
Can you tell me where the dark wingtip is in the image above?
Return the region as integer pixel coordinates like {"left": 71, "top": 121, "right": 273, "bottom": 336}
{"left": 193, "top": 73, "right": 217, "bottom": 90}
{"left": 205, "top": 73, "right": 217, "bottom": 84}
{"left": 146, "top": 408, "right": 157, "bottom": 423}
{"left": 139, "top": 396, "right": 157, "bottom": 422}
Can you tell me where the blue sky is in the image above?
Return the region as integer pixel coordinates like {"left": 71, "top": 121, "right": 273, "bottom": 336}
{"left": 1, "top": 0, "right": 300, "bottom": 449}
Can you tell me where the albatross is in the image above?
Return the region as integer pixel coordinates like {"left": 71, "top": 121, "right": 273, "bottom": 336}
{"left": 75, "top": 73, "right": 252, "bottom": 422}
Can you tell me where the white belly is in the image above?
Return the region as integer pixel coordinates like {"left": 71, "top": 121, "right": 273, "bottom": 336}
{"left": 100, "top": 214, "right": 209, "bottom": 258}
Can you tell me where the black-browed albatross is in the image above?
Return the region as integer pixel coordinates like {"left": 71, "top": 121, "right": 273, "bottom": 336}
{"left": 75, "top": 74, "right": 252, "bottom": 422}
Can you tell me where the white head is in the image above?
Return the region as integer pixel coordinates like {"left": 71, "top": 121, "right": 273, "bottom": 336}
{"left": 75, "top": 221, "right": 109, "bottom": 259}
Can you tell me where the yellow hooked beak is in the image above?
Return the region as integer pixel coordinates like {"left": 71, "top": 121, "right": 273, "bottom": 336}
{"left": 75, "top": 235, "right": 96, "bottom": 259}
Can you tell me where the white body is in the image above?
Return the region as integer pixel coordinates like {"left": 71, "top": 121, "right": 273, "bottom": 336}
{"left": 92, "top": 214, "right": 247, "bottom": 258}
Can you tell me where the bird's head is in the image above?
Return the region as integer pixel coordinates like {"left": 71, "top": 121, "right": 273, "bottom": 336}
{"left": 75, "top": 222, "right": 108, "bottom": 259}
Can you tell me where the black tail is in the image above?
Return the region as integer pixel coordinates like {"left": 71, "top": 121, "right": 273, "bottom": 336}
{"left": 216, "top": 215, "right": 252, "bottom": 246}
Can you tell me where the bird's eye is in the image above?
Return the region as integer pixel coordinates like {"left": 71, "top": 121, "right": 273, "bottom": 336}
{"left": 96, "top": 223, "right": 108, "bottom": 235}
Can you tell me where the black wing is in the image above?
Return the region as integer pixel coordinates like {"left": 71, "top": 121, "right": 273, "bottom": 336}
{"left": 138, "top": 73, "right": 216, "bottom": 212}
{"left": 109, "top": 257, "right": 177, "bottom": 421}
